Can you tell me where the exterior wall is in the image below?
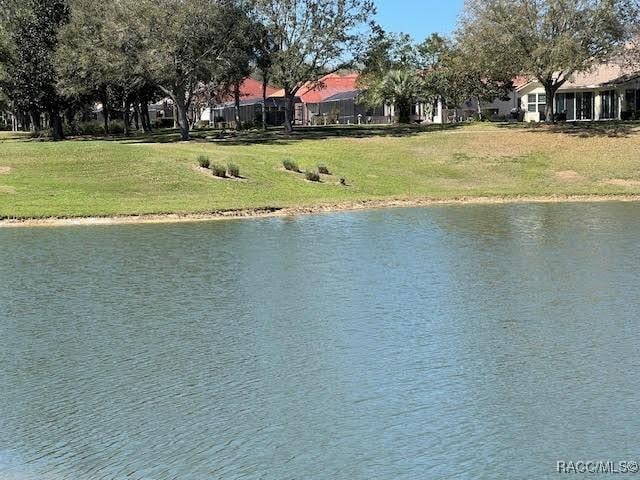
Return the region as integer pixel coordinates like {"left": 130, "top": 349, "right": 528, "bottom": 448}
{"left": 429, "top": 90, "right": 518, "bottom": 124}
{"left": 432, "top": 99, "right": 444, "bottom": 124}
{"left": 517, "top": 82, "right": 640, "bottom": 123}
{"left": 517, "top": 84, "right": 546, "bottom": 122}
{"left": 458, "top": 91, "right": 519, "bottom": 119}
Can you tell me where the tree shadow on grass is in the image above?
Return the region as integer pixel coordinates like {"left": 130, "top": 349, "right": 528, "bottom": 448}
{"left": 103, "top": 123, "right": 466, "bottom": 146}
{"left": 495, "top": 120, "right": 639, "bottom": 138}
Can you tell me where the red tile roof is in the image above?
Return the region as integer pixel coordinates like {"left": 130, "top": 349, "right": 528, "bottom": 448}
{"left": 220, "top": 78, "right": 278, "bottom": 103}
{"left": 270, "top": 73, "right": 360, "bottom": 103}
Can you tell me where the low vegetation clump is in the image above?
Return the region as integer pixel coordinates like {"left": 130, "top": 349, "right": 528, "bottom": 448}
{"left": 305, "top": 170, "right": 321, "bottom": 182}
{"left": 211, "top": 163, "right": 227, "bottom": 178}
{"left": 227, "top": 163, "right": 240, "bottom": 178}
{"left": 197, "top": 155, "right": 211, "bottom": 169}
{"left": 340, "top": 177, "right": 348, "bottom": 186}
{"left": 318, "top": 164, "right": 331, "bottom": 175}
{"left": 283, "top": 159, "right": 300, "bottom": 172}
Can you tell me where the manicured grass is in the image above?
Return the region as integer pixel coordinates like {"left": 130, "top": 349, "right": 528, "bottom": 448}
{"left": 2, "top": 122, "right": 640, "bottom": 219}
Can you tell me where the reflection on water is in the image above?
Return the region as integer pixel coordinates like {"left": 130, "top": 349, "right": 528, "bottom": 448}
{"left": 1, "top": 203, "right": 640, "bottom": 479}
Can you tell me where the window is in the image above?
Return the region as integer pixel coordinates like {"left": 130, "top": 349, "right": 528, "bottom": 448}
{"left": 527, "top": 93, "right": 546, "bottom": 113}
{"left": 601, "top": 90, "right": 618, "bottom": 120}
{"left": 556, "top": 93, "right": 566, "bottom": 114}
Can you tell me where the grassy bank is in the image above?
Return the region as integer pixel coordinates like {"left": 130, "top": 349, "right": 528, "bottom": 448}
{"left": 2, "top": 122, "right": 640, "bottom": 220}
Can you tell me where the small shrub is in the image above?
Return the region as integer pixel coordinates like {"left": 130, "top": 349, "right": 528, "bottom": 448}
{"left": 197, "top": 155, "right": 211, "bottom": 169}
{"left": 317, "top": 164, "right": 331, "bottom": 175}
{"left": 211, "top": 163, "right": 227, "bottom": 178}
{"left": 283, "top": 159, "right": 299, "bottom": 172}
{"left": 227, "top": 163, "right": 240, "bottom": 178}
{"left": 305, "top": 170, "right": 321, "bottom": 182}
{"left": 108, "top": 120, "right": 125, "bottom": 135}
{"left": 77, "top": 121, "right": 106, "bottom": 136}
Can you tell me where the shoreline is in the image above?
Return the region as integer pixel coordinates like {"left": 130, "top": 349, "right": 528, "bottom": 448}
{"left": 2, "top": 194, "right": 640, "bottom": 228}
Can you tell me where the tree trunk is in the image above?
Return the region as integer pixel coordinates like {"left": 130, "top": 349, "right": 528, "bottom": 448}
{"left": 284, "top": 91, "right": 295, "bottom": 133}
{"left": 262, "top": 79, "right": 268, "bottom": 131}
{"left": 99, "top": 89, "right": 110, "bottom": 135}
{"left": 123, "top": 100, "right": 131, "bottom": 137}
{"left": 173, "top": 103, "right": 178, "bottom": 129}
{"left": 174, "top": 93, "right": 190, "bottom": 141}
{"left": 133, "top": 103, "right": 140, "bottom": 131}
{"left": 543, "top": 84, "right": 558, "bottom": 123}
{"left": 65, "top": 108, "right": 76, "bottom": 135}
{"left": 140, "top": 101, "right": 151, "bottom": 133}
{"left": 397, "top": 101, "right": 411, "bottom": 124}
{"left": 49, "top": 108, "right": 64, "bottom": 141}
{"left": 29, "top": 109, "right": 41, "bottom": 132}
{"left": 142, "top": 100, "right": 153, "bottom": 132}
{"left": 233, "top": 82, "right": 242, "bottom": 131}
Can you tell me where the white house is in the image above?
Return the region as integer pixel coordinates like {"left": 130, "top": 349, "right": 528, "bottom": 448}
{"left": 431, "top": 89, "right": 521, "bottom": 124}
{"left": 517, "top": 62, "right": 640, "bottom": 122}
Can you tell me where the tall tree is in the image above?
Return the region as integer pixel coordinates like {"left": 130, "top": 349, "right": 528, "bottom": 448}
{"left": 253, "top": 24, "right": 276, "bottom": 130}
{"left": 1, "top": 0, "right": 70, "bottom": 138}
{"left": 421, "top": 35, "right": 513, "bottom": 121}
{"left": 459, "top": 0, "right": 634, "bottom": 122}
{"left": 253, "top": 0, "right": 375, "bottom": 132}
{"left": 134, "top": 0, "right": 245, "bottom": 140}
{"left": 358, "top": 29, "right": 424, "bottom": 123}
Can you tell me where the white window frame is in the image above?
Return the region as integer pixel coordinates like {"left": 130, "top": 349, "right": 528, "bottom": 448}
{"left": 527, "top": 93, "right": 546, "bottom": 113}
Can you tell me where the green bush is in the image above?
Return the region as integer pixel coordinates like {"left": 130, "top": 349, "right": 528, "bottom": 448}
{"left": 211, "top": 163, "right": 226, "bottom": 178}
{"left": 78, "top": 121, "right": 106, "bottom": 136}
{"left": 305, "top": 170, "right": 321, "bottom": 182}
{"left": 282, "top": 159, "right": 299, "bottom": 172}
{"left": 197, "top": 155, "right": 211, "bottom": 169}
{"left": 227, "top": 163, "right": 240, "bottom": 178}
{"left": 318, "top": 164, "right": 331, "bottom": 175}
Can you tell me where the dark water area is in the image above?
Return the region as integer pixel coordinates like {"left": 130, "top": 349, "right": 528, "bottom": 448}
{"left": 1, "top": 203, "right": 640, "bottom": 479}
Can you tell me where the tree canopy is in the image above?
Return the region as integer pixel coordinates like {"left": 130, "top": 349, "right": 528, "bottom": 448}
{"left": 253, "top": 0, "right": 375, "bottom": 131}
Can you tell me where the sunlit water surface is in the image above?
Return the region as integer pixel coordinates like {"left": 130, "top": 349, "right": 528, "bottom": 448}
{"left": 1, "top": 203, "right": 640, "bottom": 479}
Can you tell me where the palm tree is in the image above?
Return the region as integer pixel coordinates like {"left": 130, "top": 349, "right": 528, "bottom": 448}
{"left": 369, "top": 69, "right": 422, "bottom": 124}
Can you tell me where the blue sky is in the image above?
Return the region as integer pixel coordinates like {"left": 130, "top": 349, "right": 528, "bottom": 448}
{"left": 374, "top": 0, "right": 465, "bottom": 40}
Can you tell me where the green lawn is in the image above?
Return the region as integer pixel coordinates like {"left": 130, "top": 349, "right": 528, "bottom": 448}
{"left": 2, "top": 122, "right": 640, "bottom": 219}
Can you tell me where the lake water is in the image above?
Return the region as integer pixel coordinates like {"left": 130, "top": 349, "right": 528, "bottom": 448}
{"left": 1, "top": 203, "right": 640, "bottom": 479}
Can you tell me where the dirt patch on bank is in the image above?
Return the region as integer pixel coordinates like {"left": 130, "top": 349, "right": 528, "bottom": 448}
{"left": 0, "top": 166, "right": 11, "bottom": 175}
{"left": 554, "top": 170, "right": 584, "bottom": 182}
{"left": 605, "top": 178, "right": 640, "bottom": 188}
{"left": 4, "top": 195, "right": 640, "bottom": 228}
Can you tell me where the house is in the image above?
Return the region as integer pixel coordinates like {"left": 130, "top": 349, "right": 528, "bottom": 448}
{"left": 433, "top": 78, "right": 529, "bottom": 124}
{"left": 517, "top": 62, "right": 640, "bottom": 122}
{"left": 306, "top": 89, "right": 387, "bottom": 125}
{"left": 93, "top": 99, "right": 176, "bottom": 128}
{"left": 200, "top": 78, "right": 281, "bottom": 128}
{"left": 269, "top": 73, "right": 391, "bottom": 125}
